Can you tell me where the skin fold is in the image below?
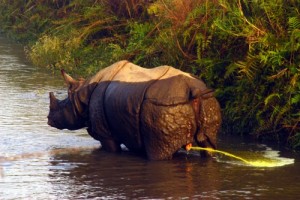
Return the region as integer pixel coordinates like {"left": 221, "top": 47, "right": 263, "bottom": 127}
{"left": 48, "top": 60, "right": 221, "bottom": 160}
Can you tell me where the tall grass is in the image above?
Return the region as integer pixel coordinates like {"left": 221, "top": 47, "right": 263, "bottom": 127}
{"left": 0, "top": 0, "right": 299, "bottom": 148}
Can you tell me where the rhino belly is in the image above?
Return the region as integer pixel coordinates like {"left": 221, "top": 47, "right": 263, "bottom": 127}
{"left": 89, "top": 81, "right": 112, "bottom": 140}
{"left": 104, "top": 81, "right": 152, "bottom": 151}
{"left": 140, "top": 100, "right": 197, "bottom": 160}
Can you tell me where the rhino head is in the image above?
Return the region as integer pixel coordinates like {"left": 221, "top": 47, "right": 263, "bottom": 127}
{"left": 47, "top": 70, "right": 93, "bottom": 130}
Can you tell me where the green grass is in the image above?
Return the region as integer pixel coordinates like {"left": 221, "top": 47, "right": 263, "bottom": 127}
{"left": 0, "top": 0, "right": 299, "bottom": 148}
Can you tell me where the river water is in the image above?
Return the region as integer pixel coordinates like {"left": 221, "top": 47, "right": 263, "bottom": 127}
{"left": 0, "top": 36, "right": 299, "bottom": 200}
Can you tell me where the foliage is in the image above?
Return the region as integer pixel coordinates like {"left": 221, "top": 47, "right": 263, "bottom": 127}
{"left": 0, "top": 0, "right": 299, "bottom": 148}
{"left": 214, "top": 0, "right": 300, "bottom": 147}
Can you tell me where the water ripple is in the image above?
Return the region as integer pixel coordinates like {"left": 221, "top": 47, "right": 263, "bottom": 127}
{"left": 0, "top": 36, "right": 300, "bottom": 200}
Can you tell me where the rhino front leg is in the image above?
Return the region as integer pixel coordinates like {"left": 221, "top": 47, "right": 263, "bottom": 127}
{"left": 87, "top": 127, "right": 121, "bottom": 152}
{"left": 100, "top": 138, "right": 121, "bottom": 152}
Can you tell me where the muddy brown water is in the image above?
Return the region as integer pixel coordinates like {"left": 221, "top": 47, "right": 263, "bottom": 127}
{"left": 0, "top": 36, "right": 299, "bottom": 199}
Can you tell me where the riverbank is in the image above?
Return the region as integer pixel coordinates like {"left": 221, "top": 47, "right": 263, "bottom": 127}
{"left": 0, "top": 0, "right": 299, "bottom": 149}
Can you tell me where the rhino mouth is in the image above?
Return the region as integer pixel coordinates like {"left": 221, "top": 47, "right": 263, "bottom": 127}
{"left": 47, "top": 117, "right": 61, "bottom": 129}
{"left": 47, "top": 115, "right": 65, "bottom": 130}
{"left": 47, "top": 118, "right": 54, "bottom": 127}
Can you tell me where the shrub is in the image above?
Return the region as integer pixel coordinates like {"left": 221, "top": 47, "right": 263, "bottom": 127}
{"left": 0, "top": 0, "right": 299, "bottom": 148}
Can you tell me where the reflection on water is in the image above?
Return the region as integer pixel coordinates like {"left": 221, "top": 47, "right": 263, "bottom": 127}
{"left": 0, "top": 36, "right": 99, "bottom": 199}
{"left": 0, "top": 36, "right": 300, "bottom": 199}
{"left": 48, "top": 149, "right": 221, "bottom": 199}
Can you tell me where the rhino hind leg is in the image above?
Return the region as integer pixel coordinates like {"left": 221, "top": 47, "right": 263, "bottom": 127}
{"left": 140, "top": 101, "right": 196, "bottom": 160}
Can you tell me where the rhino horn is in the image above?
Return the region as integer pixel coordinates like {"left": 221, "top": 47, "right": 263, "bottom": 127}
{"left": 61, "top": 69, "right": 77, "bottom": 87}
{"left": 49, "top": 92, "right": 59, "bottom": 109}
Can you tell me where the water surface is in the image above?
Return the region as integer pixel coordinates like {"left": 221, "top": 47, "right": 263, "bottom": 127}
{"left": 0, "top": 36, "right": 299, "bottom": 199}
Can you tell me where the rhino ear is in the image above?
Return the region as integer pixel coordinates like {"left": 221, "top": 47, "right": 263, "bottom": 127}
{"left": 49, "top": 92, "right": 59, "bottom": 110}
{"left": 61, "top": 69, "right": 83, "bottom": 94}
{"left": 61, "top": 69, "right": 78, "bottom": 85}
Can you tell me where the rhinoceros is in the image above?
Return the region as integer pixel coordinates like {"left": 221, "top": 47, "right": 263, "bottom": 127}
{"left": 47, "top": 60, "right": 221, "bottom": 160}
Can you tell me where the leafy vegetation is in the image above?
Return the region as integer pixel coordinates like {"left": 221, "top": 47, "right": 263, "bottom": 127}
{"left": 0, "top": 0, "right": 299, "bottom": 148}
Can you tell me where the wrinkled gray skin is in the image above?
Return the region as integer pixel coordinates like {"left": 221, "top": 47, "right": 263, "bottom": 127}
{"left": 48, "top": 61, "right": 221, "bottom": 160}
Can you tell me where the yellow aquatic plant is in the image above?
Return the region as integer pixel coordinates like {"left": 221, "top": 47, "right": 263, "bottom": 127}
{"left": 190, "top": 147, "right": 294, "bottom": 168}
